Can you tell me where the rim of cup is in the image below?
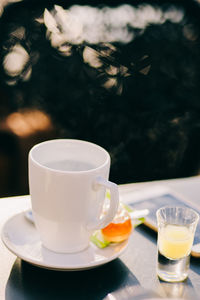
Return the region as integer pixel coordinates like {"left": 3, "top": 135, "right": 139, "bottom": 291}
{"left": 29, "top": 139, "right": 110, "bottom": 174}
{"left": 156, "top": 205, "right": 199, "bottom": 226}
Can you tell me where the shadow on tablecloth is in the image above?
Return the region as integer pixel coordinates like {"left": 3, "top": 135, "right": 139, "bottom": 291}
{"left": 5, "top": 258, "right": 147, "bottom": 300}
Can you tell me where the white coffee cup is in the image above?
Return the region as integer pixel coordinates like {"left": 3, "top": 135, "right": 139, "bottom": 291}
{"left": 28, "top": 139, "right": 119, "bottom": 253}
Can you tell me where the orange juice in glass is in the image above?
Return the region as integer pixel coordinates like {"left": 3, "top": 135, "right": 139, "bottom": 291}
{"left": 156, "top": 206, "right": 199, "bottom": 282}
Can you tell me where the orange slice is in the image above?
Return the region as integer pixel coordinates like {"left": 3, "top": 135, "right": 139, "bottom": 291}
{"left": 101, "top": 218, "right": 133, "bottom": 243}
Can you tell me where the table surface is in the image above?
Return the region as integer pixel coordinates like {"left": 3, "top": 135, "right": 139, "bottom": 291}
{"left": 1, "top": 176, "right": 200, "bottom": 300}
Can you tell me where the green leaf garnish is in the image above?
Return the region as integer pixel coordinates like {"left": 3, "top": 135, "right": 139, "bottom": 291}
{"left": 122, "top": 203, "right": 133, "bottom": 213}
{"left": 90, "top": 231, "right": 110, "bottom": 248}
{"left": 133, "top": 217, "right": 145, "bottom": 228}
{"left": 106, "top": 190, "right": 111, "bottom": 200}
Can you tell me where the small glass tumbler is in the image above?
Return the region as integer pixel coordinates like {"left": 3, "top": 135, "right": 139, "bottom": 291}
{"left": 156, "top": 206, "right": 199, "bottom": 282}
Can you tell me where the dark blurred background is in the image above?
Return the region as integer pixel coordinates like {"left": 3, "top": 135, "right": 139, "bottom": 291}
{"left": 1, "top": 0, "right": 200, "bottom": 197}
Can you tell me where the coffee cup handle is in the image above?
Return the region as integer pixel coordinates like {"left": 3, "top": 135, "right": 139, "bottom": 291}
{"left": 87, "top": 176, "right": 119, "bottom": 231}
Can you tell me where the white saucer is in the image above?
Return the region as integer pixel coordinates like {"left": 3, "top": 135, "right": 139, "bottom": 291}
{"left": 1, "top": 211, "right": 128, "bottom": 271}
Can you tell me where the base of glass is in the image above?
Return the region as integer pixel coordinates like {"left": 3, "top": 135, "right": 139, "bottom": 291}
{"left": 157, "top": 251, "right": 190, "bottom": 282}
{"left": 157, "top": 269, "right": 188, "bottom": 282}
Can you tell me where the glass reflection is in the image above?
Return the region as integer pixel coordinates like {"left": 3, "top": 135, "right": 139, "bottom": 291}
{"left": 3, "top": 44, "right": 30, "bottom": 77}
{"left": 0, "top": 0, "right": 22, "bottom": 16}
{"left": 43, "top": 4, "right": 184, "bottom": 47}
{"left": 5, "top": 109, "right": 53, "bottom": 137}
{"left": 1, "top": 3, "right": 185, "bottom": 87}
{"left": 0, "top": 0, "right": 200, "bottom": 196}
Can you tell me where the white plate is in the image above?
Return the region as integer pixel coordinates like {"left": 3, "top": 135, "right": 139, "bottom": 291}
{"left": 1, "top": 211, "right": 128, "bottom": 271}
